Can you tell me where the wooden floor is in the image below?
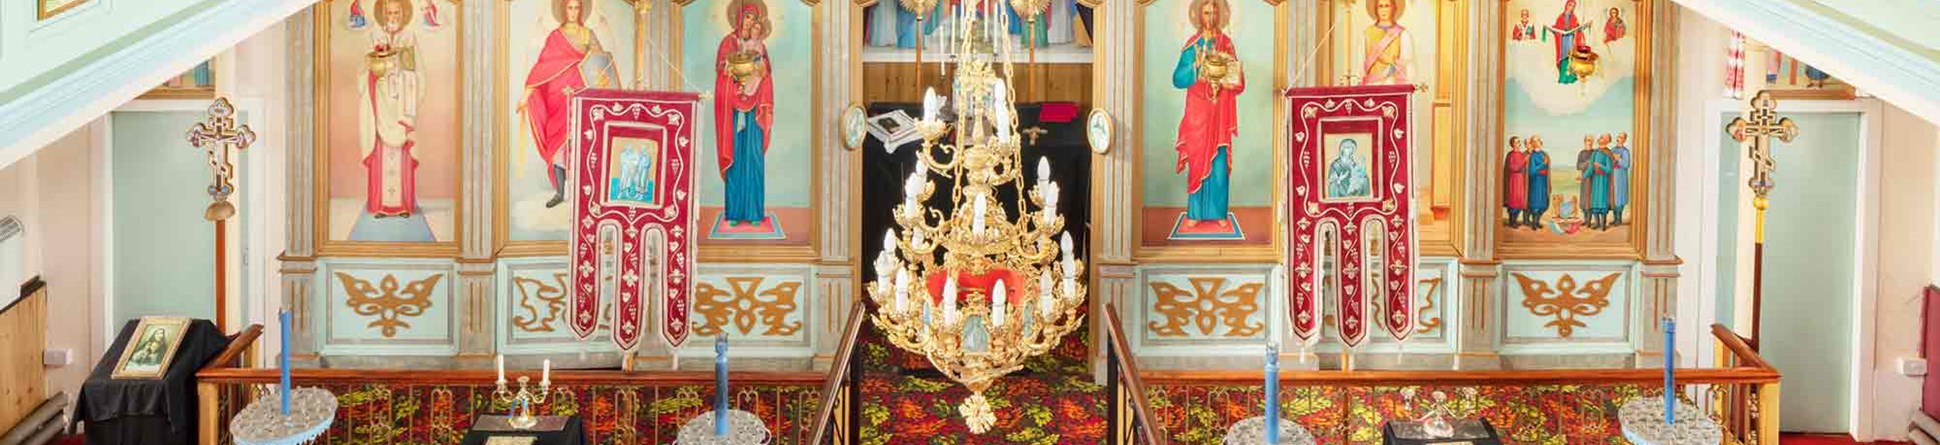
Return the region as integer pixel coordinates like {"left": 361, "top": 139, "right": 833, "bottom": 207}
{"left": 1782, "top": 433, "right": 1912, "bottom": 445}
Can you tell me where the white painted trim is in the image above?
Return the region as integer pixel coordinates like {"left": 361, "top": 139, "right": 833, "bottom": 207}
{"left": 87, "top": 117, "right": 111, "bottom": 362}
{"left": 1697, "top": 98, "right": 1883, "bottom": 439}
{"left": 0, "top": 0, "right": 318, "bottom": 171}
{"left": 95, "top": 112, "right": 114, "bottom": 345}
{"left": 1673, "top": 0, "right": 1940, "bottom": 124}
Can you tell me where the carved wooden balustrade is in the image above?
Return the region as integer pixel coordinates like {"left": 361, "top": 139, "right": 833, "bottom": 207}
{"left": 1105, "top": 303, "right": 1169, "bottom": 445}
{"left": 808, "top": 301, "right": 866, "bottom": 445}
{"left": 196, "top": 327, "right": 826, "bottom": 445}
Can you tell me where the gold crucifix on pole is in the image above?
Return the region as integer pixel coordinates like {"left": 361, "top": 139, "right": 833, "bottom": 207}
{"left": 187, "top": 97, "right": 256, "bottom": 332}
{"left": 1725, "top": 90, "right": 1797, "bottom": 348}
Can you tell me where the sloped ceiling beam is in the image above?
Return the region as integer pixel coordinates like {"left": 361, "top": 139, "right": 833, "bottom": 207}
{"left": 0, "top": 0, "right": 319, "bottom": 171}
{"left": 1675, "top": 0, "right": 1940, "bottom": 123}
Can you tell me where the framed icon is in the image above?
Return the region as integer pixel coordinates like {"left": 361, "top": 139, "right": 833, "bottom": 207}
{"left": 841, "top": 103, "right": 868, "bottom": 151}
{"left": 111, "top": 317, "right": 192, "bottom": 379}
{"left": 1085, "top": 108, "right": 1113, "bottom": 154}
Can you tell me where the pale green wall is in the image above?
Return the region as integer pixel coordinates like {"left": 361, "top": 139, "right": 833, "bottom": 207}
{"left": 1717, "top": 112, "right": 1861, "bottom": 433}
{"left": 111, "top": 111, "right": 217, "bottom": 327}
{"left": 680, "top": 0, "right": 816, "bottom": 208}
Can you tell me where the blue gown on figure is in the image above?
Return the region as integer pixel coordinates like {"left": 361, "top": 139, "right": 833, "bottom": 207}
{"left": 1611, "top": 145, "right": 1630, "bottom": 219}
{"left": 724, "top": 110, "right": 767, "bottom": 223}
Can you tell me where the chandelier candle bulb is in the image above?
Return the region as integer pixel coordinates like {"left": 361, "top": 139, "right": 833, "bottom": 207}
{"left": 1037, "top": 158, "right": 1051, "bottom": 185}
{"left": 973, "top": 194, "right": 988, "bottom": 237}
{"left": 991, "top": 281, "right": 1007, "bottom": 328}
{"left": 895, "top": 270, "right": 911, "bottom": 313}
{"left": 943, "top": 275, "right": 960, "bottom": 322}
{"left": 922, "top": 88, "right": 942, "bottom": 123}
{"left": 1039, "top": 271, "right": 1055, "bottom": 316}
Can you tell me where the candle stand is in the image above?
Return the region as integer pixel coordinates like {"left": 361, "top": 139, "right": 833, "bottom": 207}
{"left": 493, "top": 376, "right": 553, "bottom": 430}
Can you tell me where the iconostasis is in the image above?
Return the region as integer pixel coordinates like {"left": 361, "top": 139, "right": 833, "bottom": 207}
{"left": 277, "top": 0, "right": 1679, "bottom": 371}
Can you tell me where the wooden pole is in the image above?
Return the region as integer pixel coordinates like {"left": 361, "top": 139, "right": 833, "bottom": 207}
{"left": 215, "top": 221, "right": 227, "bottom": 332}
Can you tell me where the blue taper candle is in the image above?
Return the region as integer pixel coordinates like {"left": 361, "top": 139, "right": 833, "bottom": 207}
{"left": 1663, "top": 318, "right": 1675, "bottom": 425}
{"left": 716, "top": 334, "right": 729, "bottom": 436}
{"left": 1265, "top": 343, "right": 1279, "bottom": 444}
{"left": 279, "top": 310, "right": 291, "bottom": 416}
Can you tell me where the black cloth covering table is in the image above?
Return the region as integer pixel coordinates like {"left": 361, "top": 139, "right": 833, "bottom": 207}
{"left": 460, "top": 415, "right": 588, "bottom": 445}
{"left": 76, "top": 319, "right": 231, "bottom": 445}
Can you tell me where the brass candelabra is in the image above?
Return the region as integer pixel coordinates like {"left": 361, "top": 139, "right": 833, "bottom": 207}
{"left": 867, "top": 6, "right": 1086, "bottom": 434}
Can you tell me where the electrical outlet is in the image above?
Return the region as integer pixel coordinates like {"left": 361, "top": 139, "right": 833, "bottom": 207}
{"left": 43, "top": 348, "right": 71, "bottom": 367}
{"left": 1900, "top": 357, "right": 1928, "bottom": 377}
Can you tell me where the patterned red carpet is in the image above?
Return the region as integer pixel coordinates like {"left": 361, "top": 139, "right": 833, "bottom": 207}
{"left": 855, "top": 322, "right": 1107, "bottom": 444}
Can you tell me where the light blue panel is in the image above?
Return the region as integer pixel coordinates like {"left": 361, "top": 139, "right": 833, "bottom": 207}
{"left": 679, "top": 0, "right": 814, "bottom": 207}
{"left": 111, "top": 110, "right": 217, "bottom": 327}
{"left": 1139, "top": 0, "right": 1277, "bottom": 207}
{"left": 497, "top": 258, "right": 614, "bottom": 354}
{"left": 1135, "top": 265, "right": 1274, "bottom": 352}
{"left": 1500, "top": 265, "right": 1631, "bottom": 344}
{"left": 1748, "top": 112, "right": 1861, "bottom": 433}
{"left": 317, "top": 260, "right": 457, "bottom": 355}
{"left": 677, "top": 264, "right": 817, "bottom": 357}
{"left": 1714, "top": 112, "right": 1740, "bottom": 330}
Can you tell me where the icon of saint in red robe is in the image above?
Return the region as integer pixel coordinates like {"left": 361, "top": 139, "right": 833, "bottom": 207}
{"left": 520, "top": 0, "right": 620, "bottom": 208}
{"left": 1172, "top": 0, "right": 1244, "bottom": 230}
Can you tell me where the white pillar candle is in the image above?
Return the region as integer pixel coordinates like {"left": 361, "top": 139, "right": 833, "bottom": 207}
{"left": 1061, "top": 278, "right": 1077, "bottom": 302}
{"left": 991, "top": 280, "right": 1007, "bottom": 328}
{"left": 496, "top": 354, "right": 506, "bottom": 385}
{"left": 542, "top": 359, "right": 551, "bottom": 385}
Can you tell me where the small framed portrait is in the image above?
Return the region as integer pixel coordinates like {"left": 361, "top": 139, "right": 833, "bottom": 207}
{"left": 112, "top": 317, "right": 191, "bottom": 379}
{"left": 840, "top": 104, "right": 868, "bottom": 151}
{"left": 1086, "top": 108, "right": 1113, "bottom": 154}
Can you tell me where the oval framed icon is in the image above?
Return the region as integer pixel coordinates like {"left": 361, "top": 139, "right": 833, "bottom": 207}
{"left": 841, "top": 103, "right": 868, "bottom": 151}
{"left": 1085, "top": 108, "right": 1113, "bottom": 155}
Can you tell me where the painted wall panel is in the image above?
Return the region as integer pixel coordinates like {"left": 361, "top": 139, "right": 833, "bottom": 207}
{"left": 110, "top": 110, "right": 216, "bottom": 326}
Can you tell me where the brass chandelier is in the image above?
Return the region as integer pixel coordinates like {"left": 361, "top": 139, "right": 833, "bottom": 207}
{"left": 866, "top": 1, "right": 1085, "bottom": 434}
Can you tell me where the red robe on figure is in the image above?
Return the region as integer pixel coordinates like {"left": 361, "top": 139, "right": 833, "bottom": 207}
{"left": 523, "top": 29, "right": 592, "bottom": 189}
{"left": 712, "top": 14, "right": 774, "bottom": 178}
{"left": 1503, "top": 150, "right": 1529, "bottom": 210}
{"left": 1174, "top": 33, "right": 1244, "bottom": 195}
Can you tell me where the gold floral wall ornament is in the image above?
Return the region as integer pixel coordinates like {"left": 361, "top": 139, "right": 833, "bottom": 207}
{"left": 1146, "top": 277, "right": 1265, "bottom": 338}
{"left": 512, "top": 273, "right": 570, "bottom": 333}
{"left": 1512, "top": 272, "right": 1621, "bottom": 338}
{"left": 335, "top": 272, "right": 442, "bottom": 338}
{"left": 1415, "top": 277, "right": 1443, "bottom": 334}
{"left": 693, "top": 277, "right": 803, "bottom": 337}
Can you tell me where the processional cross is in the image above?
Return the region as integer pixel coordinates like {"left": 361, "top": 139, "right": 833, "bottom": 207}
{"left": 186, "top": 97, "right": 256, "bottom": 333}
{"left": 1725, "top": 90, "right": 1797, "bottom": 347}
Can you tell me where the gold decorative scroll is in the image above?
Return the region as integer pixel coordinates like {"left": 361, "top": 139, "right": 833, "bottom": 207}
{"left": 1146, "top": 277, "right": 1265, "bottom": 338}
{"left": 1416, "top": 277, "right": 1443, "bottom": 334}
{"left": 335, "top": 272, "right": 442, "bottom": 338}
{"left": 1511, "top": 272, "right": 1619, "bottom": 338}
{"left": 693, "top": 277, "right": 804, "bottom": 337}
{"left": 512, "top": 273, "right": 569, "bottom": 333}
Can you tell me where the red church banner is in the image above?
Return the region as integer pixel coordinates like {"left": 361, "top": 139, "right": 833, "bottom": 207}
{"left": 568, "top": 89, "right": 702, "bottom": 352}
{"left": 1283, "top": 84, "right": 1417, "bottom": 348}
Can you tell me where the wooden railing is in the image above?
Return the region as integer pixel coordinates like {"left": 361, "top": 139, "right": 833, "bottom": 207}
{"left": 1104, "top": 304, "right": 1167, "bottom": 445}
{"left": 808, "top": 300, "right": 867, "bottom": 445}
{"left": 195, "top": 323, "right": 262, "bottom": 445}
{"left": 195, "top": 326, "right": 827, "bottom": 445}
{"left": 1140, "top": 324, "right": 1781, "bottom": 445}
